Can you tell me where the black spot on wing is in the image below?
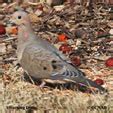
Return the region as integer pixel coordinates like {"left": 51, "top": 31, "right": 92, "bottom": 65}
{"left": 51, "top": 60, "right": 57, "bottom": 69}
{"left": 52, "top": 60, "right": 57, "bottom": 63}
{"left": 43, "top": 67, "right": 47, "bottom": 70}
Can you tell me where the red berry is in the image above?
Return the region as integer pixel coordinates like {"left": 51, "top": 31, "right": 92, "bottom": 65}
{"left": 37, "top": 4, "right": 43, "bottom": 11}
{"left": 58, "top": 34, "right": 68, "bottom": 42}
{"left": 71, "top": 56, "right": 81, "bottom": 66}
{"left": 94, "top": 79, "right": 104, "bottom": 85}
{"left": 59, "top": 44, "right": 72, "bottom": 54}
{"left": 0, "top": 25, "right": 6, "bottom": 35}
{"left": 105, "top": 57, "right": 113, "bottom": 67}
{"left": 12, "top": 27, "right": 18, "bottom": 35}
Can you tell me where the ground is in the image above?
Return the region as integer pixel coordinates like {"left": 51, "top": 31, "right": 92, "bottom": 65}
{"left": 0, "top": 1, "right": 113, "bottom": 113}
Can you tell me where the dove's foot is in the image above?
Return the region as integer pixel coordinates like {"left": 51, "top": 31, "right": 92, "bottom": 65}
{"left": 39, "top": 81, "right": 46, "bottom": 88}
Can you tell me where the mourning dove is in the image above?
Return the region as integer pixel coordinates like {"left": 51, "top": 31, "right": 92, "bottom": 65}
{"left": 10, "top": 11, "right": 106, "bottom": 92}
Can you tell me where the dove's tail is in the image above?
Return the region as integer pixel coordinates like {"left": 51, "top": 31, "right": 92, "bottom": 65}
{"left": 51, "top": 72, "right": 107, "bottom": 93}
{"left": 69, "top": 66, "right": 107, "bottom": 93}
{"left": 78, "top": 78, "right": 107, "bottom": 93}
{"left": 50, "top": 62, "right": 107, "bottom": 93}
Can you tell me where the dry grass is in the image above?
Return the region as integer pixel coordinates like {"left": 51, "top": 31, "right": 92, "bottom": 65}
{"left": 0, "top": 65, "right": 113, "bottom": 113}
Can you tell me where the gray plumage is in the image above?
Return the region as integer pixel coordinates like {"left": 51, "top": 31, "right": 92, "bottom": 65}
{"left": 11, "top": 11, "right": 106, "bottom": 92}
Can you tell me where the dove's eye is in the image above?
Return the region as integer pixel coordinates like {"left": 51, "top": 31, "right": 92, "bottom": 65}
{"left": 18, "top": 16, "right": 22, "bottom": 19}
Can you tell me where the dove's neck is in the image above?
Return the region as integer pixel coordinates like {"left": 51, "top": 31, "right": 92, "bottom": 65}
{"left": 17, "top": 24, "right": 35, "bottom": 62}
{"left": 18, "top": 24, "right": 35, "bottom": 43}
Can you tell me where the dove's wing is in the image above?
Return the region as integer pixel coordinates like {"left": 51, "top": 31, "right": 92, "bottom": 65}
{"left": 20, "top": 41, "right": 65, "bottom": 79}
{"left": 20, "top": 39, "right": 82, "bottom": 80}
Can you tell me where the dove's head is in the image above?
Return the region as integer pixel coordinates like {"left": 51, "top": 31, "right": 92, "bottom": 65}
{"left": 10, "top": 11, "right": 30, "bottom": 26}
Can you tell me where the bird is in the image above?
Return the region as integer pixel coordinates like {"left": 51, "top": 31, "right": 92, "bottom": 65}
{"left": 10, "top": 11, "right": 106, "bottom": 92}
